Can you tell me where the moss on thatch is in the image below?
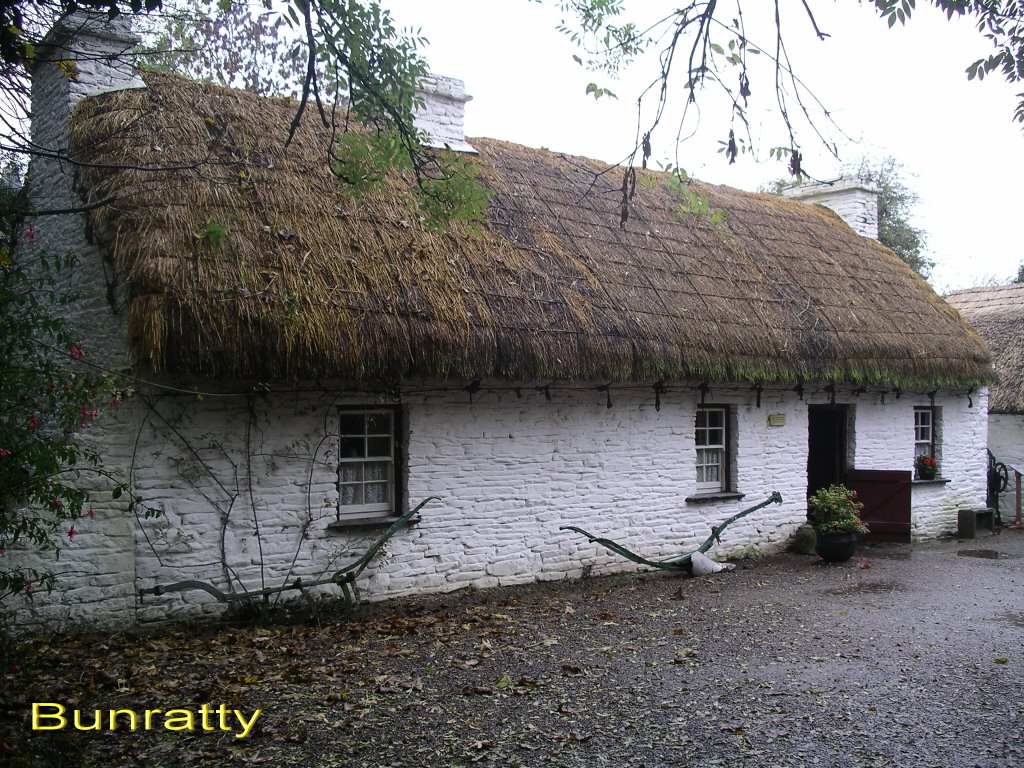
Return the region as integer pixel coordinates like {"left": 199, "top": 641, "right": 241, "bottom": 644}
{"left": 947, "top": 284, "right": 1024, "bottom": 413}
{"left": 67, "top": 71, "right": 991, "bottom": 388}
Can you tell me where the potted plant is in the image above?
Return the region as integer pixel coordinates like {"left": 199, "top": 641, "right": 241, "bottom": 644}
{"left": 915, "top": 454, "right": 938, "bottom": 480}
{"left": 807, "top": 484, "right": 869, "bottom": 563}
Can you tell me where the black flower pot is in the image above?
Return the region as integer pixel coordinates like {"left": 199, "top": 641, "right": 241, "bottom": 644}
{"left": 814, "top": 531, "right": 858, "bottom": 563}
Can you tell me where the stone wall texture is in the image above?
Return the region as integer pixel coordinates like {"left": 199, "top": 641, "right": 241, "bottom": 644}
{"left": 413, "top": 74, "right": 475, "bottom": 153}
{"left": 783, "top": 179, "right": 880, "bottom": 240}
{"left": 15, "top": 382, "right": 989, "bottom": 630}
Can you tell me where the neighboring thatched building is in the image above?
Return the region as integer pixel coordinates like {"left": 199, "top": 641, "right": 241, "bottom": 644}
{"left": 947, "top": 283, "right": 1024, "bottom": 512}
{"left": 15, "top": 13, "right": 993, "bottom": 627}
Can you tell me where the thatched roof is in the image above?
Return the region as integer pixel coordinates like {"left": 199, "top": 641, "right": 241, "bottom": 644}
{"left": 67, "top": 71, "right": 991, "bottom": 388}
{"left": 947, "top": 284, "right": 1024, "bottom": 413}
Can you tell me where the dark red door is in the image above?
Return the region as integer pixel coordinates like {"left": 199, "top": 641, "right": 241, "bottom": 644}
{"left": 845, "top": 469, "right": 912, "bottom": 543}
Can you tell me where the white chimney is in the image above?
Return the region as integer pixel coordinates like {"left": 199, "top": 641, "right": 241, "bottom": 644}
{"left": 782, "top": 178, "right": 879, "bottom": 240}
{"left": 414, "top": 74, "right": 476, "bottom": 153}
{"left": 36, "top": 11, "right": 146, "bottom": 108}
{"left": 27, "top": 11, "right": 146, "bottom": 229}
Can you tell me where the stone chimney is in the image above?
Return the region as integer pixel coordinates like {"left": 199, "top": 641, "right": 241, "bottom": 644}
{"left": 28, "top": 11, "right": 146, "bottom": 211}
{"left": 35, "top": 11, "right": 145, "bottom": 109}
{"left": 23, "top": 11, "right": 146, "bottom": 369}
{"left": 414, "top": 74, "right": 476, "bottom": 153}
{"left": 782, "top": 178, "right": 879, "bottom": 240}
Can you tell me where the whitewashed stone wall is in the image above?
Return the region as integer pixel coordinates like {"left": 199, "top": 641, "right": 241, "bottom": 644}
{"left": 121, "top": 384, "right": 809, "bottom": 619}
{"left": 121, "top": 383, "right": 809, "bottom": 617}
{"left": 16, "top": 378, "right": 990, "bottom": 627}
{"left": 850, "top": 389, "right": 989, "bottom": 538}
{"left": 12, "top": 13, "right": 143, "bottom": 631}
{"left": 989, "top": 413, "right": 1024, "bottom": 518}
{"left": 784, "top": 179, "right": 880, "bottom": 240}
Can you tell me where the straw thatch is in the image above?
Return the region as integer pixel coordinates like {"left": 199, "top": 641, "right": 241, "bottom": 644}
{"left": 947, "top": 284, "right": 1024, "bottom": 413}
{"left": 67, "top": 71, "right": 991, "bottom": 388}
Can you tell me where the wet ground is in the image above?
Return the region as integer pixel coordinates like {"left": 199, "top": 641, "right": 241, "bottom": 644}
{"left": 6, "top": 530, "right": 1024, "bottom": 767}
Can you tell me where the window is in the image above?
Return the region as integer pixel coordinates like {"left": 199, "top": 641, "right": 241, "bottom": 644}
{"left": 914, "top": 407, "right": 934, "bottom": 459}
{"left": 337, "top": 409, "right": 397, "bottom": 520}
{"left": 695, "top": 406, "right": 729, "bottom": 493}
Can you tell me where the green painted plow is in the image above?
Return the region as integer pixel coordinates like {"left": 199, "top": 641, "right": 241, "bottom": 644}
{"left": 561, "top": 491, "right": 783, "bottom": 572}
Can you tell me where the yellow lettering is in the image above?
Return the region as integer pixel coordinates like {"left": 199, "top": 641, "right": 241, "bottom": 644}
{"left": 144, "top": 709, "right": 163, "bottom": 730}
{"left": 73, "top": 709, "right": 103, "bottom": 731}
{"left": 199, "top": 703, "right": 215, "bottom": 731}
{"left": 235, "top": 709, "right": 262, "bottom": 739}
{"left": 108, "top": 709, "right": 138, "bottom": 731}
{"left": 163, "top": 709, "right": 195, "bottom": 732}
{"left": 31, "top": 703, "right": 66, "bottom": 731}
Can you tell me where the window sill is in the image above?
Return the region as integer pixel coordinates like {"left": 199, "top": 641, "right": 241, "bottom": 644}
{"left": 327, "top": 515, "right": 420, "bottom": 532}
{"left": 912, "top": 477, "right": 951, "bottom": 486}
{"left": 685, "top": 491, "right": 746, "bottom": 504}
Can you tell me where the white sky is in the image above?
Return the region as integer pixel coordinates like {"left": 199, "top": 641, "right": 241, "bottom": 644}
{"left": 383, "top": 1, "right": 1023, "bottom": 294}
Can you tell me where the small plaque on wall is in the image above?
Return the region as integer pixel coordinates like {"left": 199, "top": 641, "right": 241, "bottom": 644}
{"left": 768, "top": 413, "right": 786, "bottom": 427}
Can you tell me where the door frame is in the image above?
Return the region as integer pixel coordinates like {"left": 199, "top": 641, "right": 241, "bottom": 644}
{"left": 807, "top": 404, "right": 851, "bottom": 497}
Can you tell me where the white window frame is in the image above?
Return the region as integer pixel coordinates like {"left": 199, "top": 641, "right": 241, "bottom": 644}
{"left": 337, "top": 409, "right": 396, "bottom": 519}
{"left": 914, "top": 407, "right": 934, "bottom": 459}
{"left": 695, "top": 406, "right": 728, "bottom": 493}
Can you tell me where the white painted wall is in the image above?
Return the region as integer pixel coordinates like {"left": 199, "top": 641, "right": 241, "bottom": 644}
{"left": 15, "top": 380, "right": 989, "bottom": 629}
{"left": 989, "top": 413, "right": 1024, "bottom": 519}
{"left": 12, "top": 12, "right": 142, "bottom": 630}
{"left": 851, "top": 389, "right": 989, "bottom": 538}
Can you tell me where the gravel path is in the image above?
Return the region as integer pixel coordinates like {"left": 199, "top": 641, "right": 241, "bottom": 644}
{"left": 7, "top": 530, "right": 1024, "bottom": 767}
{"left": 334, "top": 530, "right": 1024, "bottom": 768}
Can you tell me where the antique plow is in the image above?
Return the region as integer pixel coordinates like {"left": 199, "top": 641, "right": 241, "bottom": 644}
{"left": 560, "top": 491, "right": 783, "bottom": 572}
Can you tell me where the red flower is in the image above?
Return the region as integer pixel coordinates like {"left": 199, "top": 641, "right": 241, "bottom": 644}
{"left": 0, "top": 448, "right": 9, "bottom": 457}
{"left": 68, "top": 525, "right": 77, "bottom": 540}
{"left": 68, "top": 345, "right": 84, "bottom": 360}
{"left": 87, "top": 506, "right": 95, "bottom": 519}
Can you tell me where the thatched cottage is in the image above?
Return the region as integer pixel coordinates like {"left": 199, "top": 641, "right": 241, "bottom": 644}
{"left": 947, "top": 283, "right": 1024, "bottom": 513}
{"left": 16, "top": 14, "right": 993, "bottom": 627}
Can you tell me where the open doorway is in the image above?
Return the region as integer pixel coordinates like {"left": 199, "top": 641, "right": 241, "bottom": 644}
{"left": 807, "top": 405, "right": 850, "bottom": 497}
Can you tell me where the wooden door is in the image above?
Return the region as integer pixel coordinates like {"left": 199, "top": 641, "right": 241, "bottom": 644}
{"left": 845, "top": 469, "right": 912, "bottom": 542}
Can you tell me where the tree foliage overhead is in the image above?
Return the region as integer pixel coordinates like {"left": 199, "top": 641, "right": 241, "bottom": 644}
{"left": 143, "top": 0, "right": 305, "bottom": 97}
{"left": 854, "top": 156, "right": 933, "bottom": 279}
{"left": 551, "top": 0, "right": 1024, "bottom": 223}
